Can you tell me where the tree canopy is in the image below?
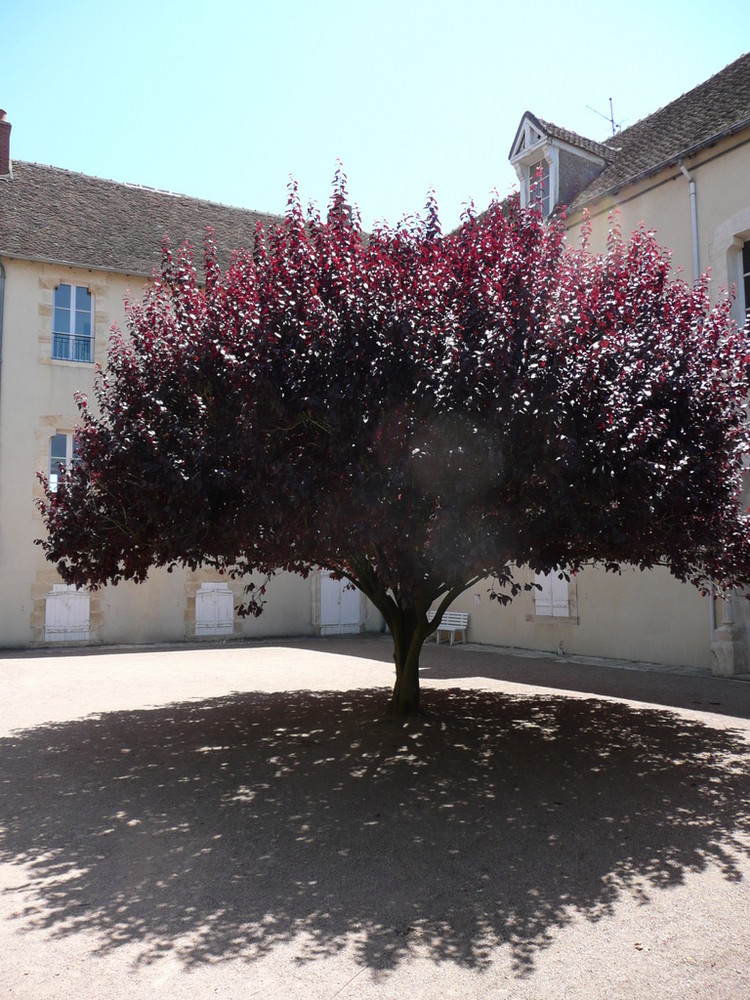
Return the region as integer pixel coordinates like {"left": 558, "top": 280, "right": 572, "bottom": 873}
{"left": 38, "top": 176, "right": 750, "bottom": 713}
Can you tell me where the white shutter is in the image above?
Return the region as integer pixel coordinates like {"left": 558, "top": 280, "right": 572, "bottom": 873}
{"left": 340, "top": 583, "right": 361, "bottom": 634}
{"left": 534, "top": 571, "right": 569, "bottom": 618}
{"left": 320, "top": 573, "right": 341, "bottom": 635}
{"left": 551, "top": 574, "right": 570, "bottom": 617}
{"left": 320, "top": 572, "right": 363, "bottom": 635}
{"left": 195, "top": 583, "right": 234, "bottom": 636}
{"left": 534, "top": 573, "right": 553, "bottom": 616}
{"left": 45, "top": 585, "right": 90, "bottom": 641}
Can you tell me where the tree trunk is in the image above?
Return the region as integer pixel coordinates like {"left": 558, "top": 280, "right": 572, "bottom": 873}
{"left": 389, "top": 608, "right": 427, "bottom": 716}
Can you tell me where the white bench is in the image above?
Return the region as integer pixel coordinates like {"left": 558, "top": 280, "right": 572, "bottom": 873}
{"left": 427, "top": 610, "right": 469, "bottom": 645}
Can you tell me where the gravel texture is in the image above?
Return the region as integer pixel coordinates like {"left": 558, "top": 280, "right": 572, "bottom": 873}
{"left": 1, "top": 636, "right": 749, "bottom": 999}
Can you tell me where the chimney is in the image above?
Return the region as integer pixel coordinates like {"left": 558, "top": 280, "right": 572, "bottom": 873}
{"left": 0, "top": 111, "right": 11, "bottom": 176}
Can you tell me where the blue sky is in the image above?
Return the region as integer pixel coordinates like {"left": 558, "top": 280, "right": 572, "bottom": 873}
{"left": 2, "top": 0, "right": 749, "bottom": 231}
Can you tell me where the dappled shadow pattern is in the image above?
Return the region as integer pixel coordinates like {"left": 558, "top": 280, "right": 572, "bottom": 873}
{"left": 1, "top": 688, "right": 749, "bottom": 977}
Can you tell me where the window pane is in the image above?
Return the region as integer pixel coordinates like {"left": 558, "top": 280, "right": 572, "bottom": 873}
{"left": 54, "top": 284, "right": 71, "bottom": 309}
{"left": 53, "top": 306, "right": 71, "bottom": 334}
{"left": 74, "top": 309, "right": 91, "bottom": 336}
{"left": 50, "top": 433, "right": 67, "bottom": 464}
{"left": 50, "top": 434, "right": 68, "bottom": 490}
{"left": 74, "top": 287, "right": 92, "bottom": 342}
{"left": 529, "top": 159, "right": 550, "bottom": 215}
{"left": 73, "top": 286, "right": 91, "bottom": 310}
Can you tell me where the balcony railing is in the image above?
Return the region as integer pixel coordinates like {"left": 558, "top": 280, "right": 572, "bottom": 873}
{"left": 52, "top": 333, "right": 93, "bottom": 363}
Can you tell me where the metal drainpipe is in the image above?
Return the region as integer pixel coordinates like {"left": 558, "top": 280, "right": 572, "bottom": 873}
{"left": 677, "top": 161, "right": 716, "bottom": 645}
{"left": 678, "top": 159, "right": 699, "bottom": 283}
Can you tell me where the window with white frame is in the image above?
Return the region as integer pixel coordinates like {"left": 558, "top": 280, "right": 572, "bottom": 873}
{"left": 534, "top": 569, "right": 570, "bottom": 617}
{"left": 49, "top": 433, "right": 79, "bottom": 492}
{"left": 528, "top": 158, "right": 551, "bottom": 217}
{"left": 742, "top": 241, "right": 750, "bottom": 325}
{"left": 52, "top": 283, "right": 94, "bottom": 362}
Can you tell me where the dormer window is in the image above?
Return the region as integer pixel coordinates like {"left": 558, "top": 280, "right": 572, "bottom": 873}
{"left": 509, "top": 112, "right": 609, "bottom": 220}
{"left": 509, "top": 116, "right": 558, "bottom": 218}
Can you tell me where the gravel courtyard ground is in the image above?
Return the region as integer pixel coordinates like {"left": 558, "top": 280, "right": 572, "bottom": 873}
{"left": 1, "top": 636, "right": 749, "bottom": 999}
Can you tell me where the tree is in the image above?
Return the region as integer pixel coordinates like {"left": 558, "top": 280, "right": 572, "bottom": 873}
{"left": 38, "top": 176, "right": 750, "bottom": 714}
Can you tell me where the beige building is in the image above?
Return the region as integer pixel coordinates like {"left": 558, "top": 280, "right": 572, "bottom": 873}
{"left": 457, "top": 51, "right": 750, "bottom": 676}
{"left": 0, "top": 120, "right": 380, "bottom": 647}
{"left": 2, "top": 53, "right": 750, "bottom": 672}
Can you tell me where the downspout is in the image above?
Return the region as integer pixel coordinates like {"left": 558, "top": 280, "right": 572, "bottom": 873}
{"left": 0, "top": 113, "right": 10, "bottom": 414}
{"left": 678, "top": 159, "right": 699, "bottom": 283}
{"left": 677, "top": 161, "right": 716, "bottom": 644}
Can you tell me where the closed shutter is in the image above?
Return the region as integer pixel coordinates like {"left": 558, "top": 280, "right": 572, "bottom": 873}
{"left": 551, "top": 574, "right": 570, "bottom": 617}
{"left": 195, "top": 583, "right": 234, "bottom": 636}
{"left": 340, "top": 583, "right": 361, "bottom": 634}
{"left": 534, "top": 574, "right": 553, "bottom": 616}
{"left": 320, "top": 572, "right": 363, "bottom": 635}
{"left": 45, "top": 585, "right": 90, "bottom": 641}
{"left": 534, "top": 571, "right": 569, "bottom": 618}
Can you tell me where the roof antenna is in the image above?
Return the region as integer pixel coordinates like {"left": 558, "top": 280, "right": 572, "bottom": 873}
{"left": 586, "top": 97, "right": 622, "bottom": 136}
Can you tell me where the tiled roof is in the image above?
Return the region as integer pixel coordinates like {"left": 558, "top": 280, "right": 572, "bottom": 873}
{"left": 0, "top": 161, "right": 284, "bottom": 275}
{"left": 568, "top": 51, "right": 750, "bottom": 212}
{"left": 534, "top": 116, "right": 613, "bottom": 161}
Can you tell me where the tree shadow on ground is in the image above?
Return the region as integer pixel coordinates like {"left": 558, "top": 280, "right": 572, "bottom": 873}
{"left": 1, "top": 688, "right": 749, "bottom": 977}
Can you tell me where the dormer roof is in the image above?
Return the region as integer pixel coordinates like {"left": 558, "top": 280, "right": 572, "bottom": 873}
{"left": 509, "top": 112, "right": 613, "bottom": 164}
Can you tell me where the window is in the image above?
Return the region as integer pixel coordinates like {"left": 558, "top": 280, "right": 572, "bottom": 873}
{"left": 49, "top": 433, "right": 78, "bottom": 492}
{"left": 53, "top": 283, "right": 93, "bottom": 362}
{"left": 528, "top": 158, "right": 551, "bottom": 217}
{"left": 534, "top": 569, "right": 570, "bottom": 617}
{"left": 742, "top": 242, "right": 750, "bottom": 325}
